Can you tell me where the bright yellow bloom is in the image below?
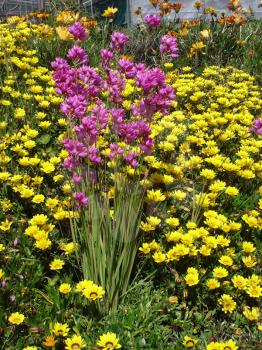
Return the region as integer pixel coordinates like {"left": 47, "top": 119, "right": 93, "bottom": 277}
{"left": 49, "top": 259, "right": 64, "bottom": 271}
{"left": 102, "top": 7, "right": 118, "bottom": 17}
{"left": 183, "top": 335, "right": 198, "bottom": 348}
{"left": 59, "top": 283, "right": 71, "bottom": 294}
{"left": 146, "top": 189, "right": 166, "bottom": 202}
{"left": 8, "top": 312, "right": 25, "bottom": 325}
{"left": 243, "top": 306, "right": 260, "bottom": 321}
{"left": 82, "top": 284, "right": 105, "bottom": 300}
{"left": 53, "top": 322, "right": 70, "bottom": 337}
{"left": 213, "top": 267, "right": 228, "bottom": 279}
{"left": 219, "top": 294, "right": 236, "bottom": 313}
{"left": 96, "top": 332, "right": 121, "bottom": 349}
{"left": 153, "top": 251, "right": 166, "bottom": 263}
{"left": 206, "top": 278, "right": 220, "bottom": 290}
{"left": 65, "top": 334, "right": 86, "bottom": 349}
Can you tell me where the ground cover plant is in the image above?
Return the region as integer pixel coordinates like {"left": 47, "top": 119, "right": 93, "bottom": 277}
{"left": 0, "top": 1, "right": 261, "bottom": 349}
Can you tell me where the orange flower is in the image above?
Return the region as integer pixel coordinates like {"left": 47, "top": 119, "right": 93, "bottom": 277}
{"left": 134, "top": 7, "right": 142, "bottom": 16}
{"left": 159, "top": 1, "right": 172, "bottom": 15}
{"left": 204, "top": 7, "right": 217, "bottom": 16}
{"left": 193, "top": 1, "right": 203, "bottom": 10}
{"left": 228, "top": 0, "right": 242, "bottom": 11}
{"left": 171, "top": 3, "right": 183, "bottom": 13}
{"left": 43, "top": 336, "right": 57, "bottom": 347}
{"left": 149, "top": 0, "right": 159, "bottom": 8}
{"left": 81, "top": 20, "right": 97, "bottom": 28}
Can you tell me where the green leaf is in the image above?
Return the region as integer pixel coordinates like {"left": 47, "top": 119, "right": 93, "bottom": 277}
{"left": 37, "top": 134, "right": 51, "bottom": 145}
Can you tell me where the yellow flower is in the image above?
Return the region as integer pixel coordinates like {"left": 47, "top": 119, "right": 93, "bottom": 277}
{"left": 165, "top": 217, "right": 180, "bottom": 227}
{"left": 246, "top": 285, "right": 262, "bottom": 298}
{"left": 8, "top": 312, "right": 25, "bottom": 325}
{"left": 32, "top": 194, "right": 45, "bottom": 204}
{"left": 59, "top": 283, "right": 71, "bottom": 294}
{"left": 183, "top": 335, "right": 198, "bottom": 347}
{"left": 213, "top": 267, "right": 228, "bottom": 279}
{"left": 53, "top": 322, "right": 70, "bottom": 337}
{"left": 242, "top": 241, "right": 256, "bottom": 253}
{"left": 243, "top": 306, "right": 260, "bottom": 321}
{"left": 65, "top": 334, "right": 86, "bottom": 350}
{"left": 30, "top": 214, "right": 48, "bottom": 226}
{"left": 200, "top": 29, "right": 210, "bottom": 39}
{"left": 225, "top": 187, "right": 239, "bottom": 196}
{"left": 219, "top": 256, "right": 233, "bottom": 266}
{"left": 0, "top": 219, "right": 12, "bottom": 231}
{"left": 82, "top": 284, "right": 105, "bottom": 300}
{"left": 168, "top": 296, "right": 178, "bottom": 304}
{"left": 146, "top": 189, "right": 166, "bottom": 202}
{"left": 139, "top": 243, "right": 151, "bottom": 254}
{"left": 206, "top": 342, "right": 221, "bottom": 350}
{"left": 242, "top": 256, "right": 257, "bottom": 268}
{"left": 96, "top": 332, "right": 121, "bottom": 349}
{"left": 153, "top": 251, "right": 166, "bottom": 263}
{"left": 0, "top": 269, "right": 4, "bottom": 279}
{"left": 206, "top": 278, "right": 220, "bottom": 290}
{"left": 222, "top": 339, "right": 238, "bottom": 350}
{"left": 219, "top": 294, "right": 236, "bottom": 314}
{"left": 49, "top": 258, "right": 64, "bottom": 271}
{"left": 185, "top": 267, "right": 199, "bottom": 287}
{"left": 56, "top": 26, "right": 74, "bottom": 41}
{"left": 40, "top": 161, "right": 55, "bottom": 174}
{"left": 102, "top": 7, "right": 118, "bottom": 17}
{"left": 60, "top": 242, "right": 75, "bottom": 255}
{"left": 232, "top": 275, "right": 247, "bottom": 290}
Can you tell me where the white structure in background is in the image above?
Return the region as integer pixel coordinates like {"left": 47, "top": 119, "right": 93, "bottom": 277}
{"left": 129, "top": 0, "right": 262, "bottom": 24}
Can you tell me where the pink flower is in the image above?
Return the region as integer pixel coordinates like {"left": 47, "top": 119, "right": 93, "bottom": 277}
{"left": 110, "top": 32, "right": 128, "bottom": 51}
{"left": 68, "top": 22, "right": 88, "bottom": 41}
{"left": 249, "top": 118, "right": 262, "bottom": 135}
{"left": 160, "top": 35, "right": 179, "bottom": 59}
{"left": 67, "top": 45, "right": 89, "bottom": 65}
{"left": 144, "top": 14, "right": 161, "bottom": 28}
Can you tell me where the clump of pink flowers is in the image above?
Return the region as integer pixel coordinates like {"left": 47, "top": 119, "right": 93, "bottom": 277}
{"left": 249, "top": 118, "right": 262, "bottom": 135}
{"left": 68, "top": 22, "right": 88, "bottom": 41}
{"left": 160, "top": 34, "right": 179, "bottom": 59}
{"left": 52, "top": 25, "right": 175, "bottom": 207}
{"left": 144, "top": 14, "right": 161, "bottom": 28}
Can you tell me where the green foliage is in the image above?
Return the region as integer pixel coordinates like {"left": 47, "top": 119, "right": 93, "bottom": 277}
{"left": 71, "top": 180, "right": 145, "bottom": 312}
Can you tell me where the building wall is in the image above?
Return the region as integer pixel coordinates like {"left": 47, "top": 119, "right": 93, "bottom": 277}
{"left": 130, "top": 0, "right": 262, "bottom": 23}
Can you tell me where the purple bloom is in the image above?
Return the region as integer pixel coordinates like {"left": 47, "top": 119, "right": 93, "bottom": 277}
{"left": 144, "top": 14, "right": 161, "bottom": 28}
{"left": 67, "top": 45, "right": 89, "bottom": 65}
{"left": 68, "top": 22, "right": 88, "bottom": 41}
{"left": 73, "top": 192, "right": 88, "bottom": 206}
{"left": 13, "top": 238, "right": 19, "bottom": 247}
{"left": 160, "top": 35, "right": 179, "bottom": 59}
{"left": 110, "top": 32, "right": 128, "bottom": 51}
{"left": 125, "top": 151, "right": 139, "bottom": 167}
{"left": 249, "top": 118, "right": 262, "bottom": 135}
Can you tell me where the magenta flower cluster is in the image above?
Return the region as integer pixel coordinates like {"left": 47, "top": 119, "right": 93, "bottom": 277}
{"left": 68, "top": 22, "right": 88, "bottom": 41}
{"left": 160, "top": 35, "right": 179, "bottom": 59}
{"left": 144, "top": 14, "right": 161, "bottom": 28}
{"left": 249, "top": 118, "right": 262, "bottom": 135}
{"left": 52, "top": 25, "right": 175, "bottom": 207}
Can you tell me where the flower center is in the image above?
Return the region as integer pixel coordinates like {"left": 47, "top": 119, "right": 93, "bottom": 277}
{"left": 90, "top": 292, "right": 98, "bottom": 298}
{"left": 72, "top": 344, "right": 80, "bottom": 349}
{"left": 224, "top": 347, "right": 231, "bottom": 350}
{"left": 105, "top": 342, "right": 114, "bottom": 348}
{"left": 186, "top": 340, "right": 195, "bottom": 347}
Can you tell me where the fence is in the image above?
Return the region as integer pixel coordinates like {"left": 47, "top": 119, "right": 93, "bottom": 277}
{"left": 0, "top": 0, "right": 95, "bottom": 17}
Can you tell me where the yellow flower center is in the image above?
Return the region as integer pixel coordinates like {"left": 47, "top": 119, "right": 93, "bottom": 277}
{"left": 186, "top": 340, "right": 195, "bottom": 347}
{"left": 105, "top": 342, "right": 114, "bottom": 348}
{"left": 90, "top": 292, "right": 98, "bottom": 298}
{"left": 72, "top": 344, "right": 80, "bottom": 349}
